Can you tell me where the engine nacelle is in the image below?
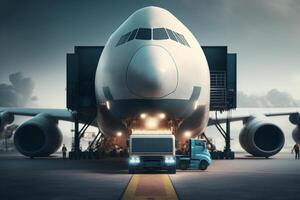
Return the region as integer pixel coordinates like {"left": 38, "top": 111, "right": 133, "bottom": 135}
{"left": 239, "top": 117, "right": 285, "bottom": 157}
{"left": 14, "top": 114, "right": 62, "bottom": 157}
{"left": 292, "top": 126, "right": 300, "bottom": 144}
{"left": 289, "top": 112, "right": 300, "bottom": 125}
{"left": 289, "top": 112, "right": 300, "bottom": 143}
{"left": 0, "top": 112, "right": 14, "bottom": 131}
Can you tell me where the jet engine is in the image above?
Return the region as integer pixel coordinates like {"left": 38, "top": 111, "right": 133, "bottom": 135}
{"left": 239, "top": 117, "right": 285, "bottom": 157}
{"left": 290, "top": 112, "right": 300, "bottom": 143}
{"left": 0, "top": 112, "right": 14, "bottom": 131}
{"left": 14, "top": 114, "right": 62, "bottom": 157}
{"left": 292, "top": 126, "right": 300, "bottom": 144}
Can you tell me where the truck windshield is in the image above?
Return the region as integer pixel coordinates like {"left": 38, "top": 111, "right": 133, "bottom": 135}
{"left": 131, "top": 138, "right": 173, "bottom": 153}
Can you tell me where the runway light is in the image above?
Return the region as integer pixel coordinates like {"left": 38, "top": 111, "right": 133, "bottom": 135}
{"left": 140, "top": 113, "right": 147, "bottom": 119}
{"left": 106, "top": 101, "right": 110, "bottom": 110}
{"left": 184, "top": 131, "right": 191, "bottom": 138}
{"left": 145, "top": 117, "right": 159, "bottom": 129}
{"left": 116, "top": 132, "right": 122, "bottom": 137}
{"left": 158, "top": 113, "right": 166, "bottom": 119}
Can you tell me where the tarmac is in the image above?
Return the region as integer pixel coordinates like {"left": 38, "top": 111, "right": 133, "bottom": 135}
{"left": 0, "top": 152, "right": 300, "bottom": 200}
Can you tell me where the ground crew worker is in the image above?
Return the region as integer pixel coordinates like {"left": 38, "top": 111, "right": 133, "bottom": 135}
{"left": 62, "top": 144, "right": 67, "bottom": 160}
{"left": 183, "top": 140, "right": 189, "bottom": 155}
{"left": 291, "top": 143, "right": 300, "bottom": 160}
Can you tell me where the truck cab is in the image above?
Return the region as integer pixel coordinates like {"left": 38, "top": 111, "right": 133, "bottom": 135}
{"left": 128, "top": 133, "right": 176, "bottom": 174}
{"left": 177, "top": 139, "right": 212, "bottom": 170}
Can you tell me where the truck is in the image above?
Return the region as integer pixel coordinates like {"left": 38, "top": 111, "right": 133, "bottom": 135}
{"left": 128, "top": 133, "right": 176, "bottom": 174}
{"left": 176, "top": 139, "right": 212, "bottom": 170}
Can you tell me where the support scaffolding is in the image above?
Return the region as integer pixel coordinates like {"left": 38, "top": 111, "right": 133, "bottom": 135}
{"left": 210, "top": 111, "right": 235, "bottom": 159}
{"left": 69, "top": 111, "right": 96, "bottom": 160}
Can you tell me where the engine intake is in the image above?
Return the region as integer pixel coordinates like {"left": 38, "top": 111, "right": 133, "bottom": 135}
{"left": 239, "top": 117, "right": 285, "bottom": 157}
{"left": 289, "top": 112, "right": 300, "bottom": 125}
{"left": 14, "top": 114, "right": 62, "bottom": 157}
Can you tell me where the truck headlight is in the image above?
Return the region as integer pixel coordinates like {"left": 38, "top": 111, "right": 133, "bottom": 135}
{"left": 164, "top": 156, "right": 175, "bottom": 164}
{"left": 129, "top": 156, "right": 140, "bottom": 164}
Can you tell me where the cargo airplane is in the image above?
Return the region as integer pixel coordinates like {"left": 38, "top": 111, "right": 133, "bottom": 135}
{"left": 0, "top": 6, "right": 299, "bottom": 158}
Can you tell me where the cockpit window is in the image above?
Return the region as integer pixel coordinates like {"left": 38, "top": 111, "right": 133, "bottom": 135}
{"left": 116, "top": 31, "right": 131, "bottom": 46}
{"left": 166, "top": 28, "right": 177, "bottom": 42}
{"left": 153, "top": 28, "right": 169, "bottom": 40}
{"left": 177, "top": 32, "right": 190, "bottom": 47}
{"left": 173, "top": 32, "right": 185, "bottom": 45}
{"left": 116, "top": 28, "right": 190, "bottom": 47}
{"left": 128, "top": 29, "right": 138, "bottom": 41}
{"left": 136, "top": 28, "right": 151, "bottom": 40}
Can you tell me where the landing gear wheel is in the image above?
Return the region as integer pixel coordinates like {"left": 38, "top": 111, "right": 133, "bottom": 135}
{"left": 168, "top": 166, "right": 176, "bottom": 174}
{"left": 179, "top": 161, "right": 189, "bottom": 170}
{"left": 128, "top": 167, "right": 135, "bottom": 174}
{"left": 199, "top": 160, "right": 209, "bottom": 170}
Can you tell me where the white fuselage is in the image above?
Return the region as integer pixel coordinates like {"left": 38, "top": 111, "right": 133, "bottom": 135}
{"left": 94, "top": 6, "right": 210, "bottom": 141}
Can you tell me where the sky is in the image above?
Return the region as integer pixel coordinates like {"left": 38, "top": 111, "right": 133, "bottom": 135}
{"left": 0, "top": 0, "right": 299, "bottom": 108}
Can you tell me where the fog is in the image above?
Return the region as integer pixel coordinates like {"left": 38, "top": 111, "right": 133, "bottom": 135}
{"left": 238, "top": 89, "right": 300, "bottom": 107}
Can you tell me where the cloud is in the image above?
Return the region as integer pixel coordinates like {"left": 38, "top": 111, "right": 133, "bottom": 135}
{"left": 0, "top": 72, "right": 37, "bottom": 107}
{"left": 238, "top": 89, "right": 300, "bottom": 107}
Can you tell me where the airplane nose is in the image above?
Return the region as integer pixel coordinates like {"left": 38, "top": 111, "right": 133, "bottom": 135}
{"left": 126, "top": 46, "right": 178, "bottom": 98}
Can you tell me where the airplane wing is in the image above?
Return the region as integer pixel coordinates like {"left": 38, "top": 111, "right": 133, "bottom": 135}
{"left": 0, "top": 107, "right": 73, "bottom": 121}
{"left": 208, "top": 111, "right": 299, "bottom": 126}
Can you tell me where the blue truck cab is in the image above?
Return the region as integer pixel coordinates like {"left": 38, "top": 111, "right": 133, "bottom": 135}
{"left": 128, "top": 133, "right": 176, "bottom": 174}
{"left": 177, "top": 139, "right": 212, "bottom": 170}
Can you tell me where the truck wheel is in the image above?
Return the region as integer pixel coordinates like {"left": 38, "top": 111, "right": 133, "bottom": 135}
{"left": 168, "top": 166, "right": 176, "bottom": 174}
{"left": 128, "top": 167, "right": 135, "bottom": 174}
{"left": 179, "top": 161, "right": 188, "bottom": 170}
{"left": 199, "top": 160, "right": 209, "bottom": 170}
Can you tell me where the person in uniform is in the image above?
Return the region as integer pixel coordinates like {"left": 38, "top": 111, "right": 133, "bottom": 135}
{"left": 291, "top": 143, "right": 300, "bottom": 160}
{"left": 62, "top": 144, "right": 67, "bottom": 160}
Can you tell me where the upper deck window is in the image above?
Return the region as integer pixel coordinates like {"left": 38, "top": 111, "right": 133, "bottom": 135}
{"left": 153, "top": 28, "right": 169, "bottom": 40}
{"left": 136, "top": 28, "right": 151, "bottom": 40}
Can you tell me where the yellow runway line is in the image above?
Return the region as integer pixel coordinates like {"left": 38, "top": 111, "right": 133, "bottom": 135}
{"left": 122, "top": 174, "right": 178, "bottom": 200}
